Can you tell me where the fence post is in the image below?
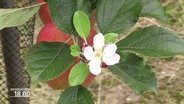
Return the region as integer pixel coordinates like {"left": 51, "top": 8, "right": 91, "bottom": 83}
{"left": 0, "top": 0, "right": 35, "bottom": 103}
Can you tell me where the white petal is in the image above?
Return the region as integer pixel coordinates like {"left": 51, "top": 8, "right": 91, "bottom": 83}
{"left": 83, "top": 46, "right": 95, "bottom": 60}
{"left": 89, "top": 58, "right": 101, "bottom": 75}
{"left": 102, "top": 53, "right": 120, "bottom": 65}
{"left": 93, "top": 33, "right": 105, "bottom": 50}
{"left": 103, "top": 43, "right": 117, "bottom": 56}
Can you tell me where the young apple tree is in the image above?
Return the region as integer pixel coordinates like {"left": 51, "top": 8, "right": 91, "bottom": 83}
{"left": 0, "top": 0, "right": 184, "bottom": 103}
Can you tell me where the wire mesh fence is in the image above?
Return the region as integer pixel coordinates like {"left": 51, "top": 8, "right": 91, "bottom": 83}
{"left": 0, "top": 0, "right": 35, "bottom": 104}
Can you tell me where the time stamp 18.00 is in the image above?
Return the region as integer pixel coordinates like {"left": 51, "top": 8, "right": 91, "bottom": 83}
{"left": 10, "top": 88, "right": 30, "bottom": 97}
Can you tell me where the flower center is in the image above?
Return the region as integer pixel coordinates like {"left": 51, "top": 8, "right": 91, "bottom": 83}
{"left": 94, "top": 49, "right": 102, "bottom": 59}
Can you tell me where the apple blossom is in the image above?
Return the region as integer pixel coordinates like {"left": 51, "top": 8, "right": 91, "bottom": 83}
{"left": 83, "top": 33, "right": 120, "bottom": 75}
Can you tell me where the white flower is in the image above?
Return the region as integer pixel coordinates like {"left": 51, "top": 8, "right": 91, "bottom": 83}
{"left": 83, "top": 33, "right": 120, "bottom": 75}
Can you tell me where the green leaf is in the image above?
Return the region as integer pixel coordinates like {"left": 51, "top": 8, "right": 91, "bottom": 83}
{"left": 108, "top": 53, "right": 157, "bottom": 95}
{"left": 48, "top": 0, "right": 92, "bottom": 35}
{"left": 69, "top": 63, "right": 89, "bottom": 86}
{"left": 0, "top": 3, "right": 42, "bottom": 30}
{"left": 140, "top": 0, "right": 168, "bottom": 22}
{"left": 70, "top": 44, "right": 81, "bottom": 57}
{"left": 57, "top": 86, "right": 94, "bottom": 104}
{"left": 25, "top": 42, "right": 75, "bottom": 82}
{"left": 104, "top": 33, "right": 118, "bottom": 43}
{"left": 117, "top": 26, "right": 184, "bottom": 57}
{"left": 73, "top": 11, "right": 90, "bottom": 38}
{"left": 96, "top": 0, "right": 142, "bottom": 34}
